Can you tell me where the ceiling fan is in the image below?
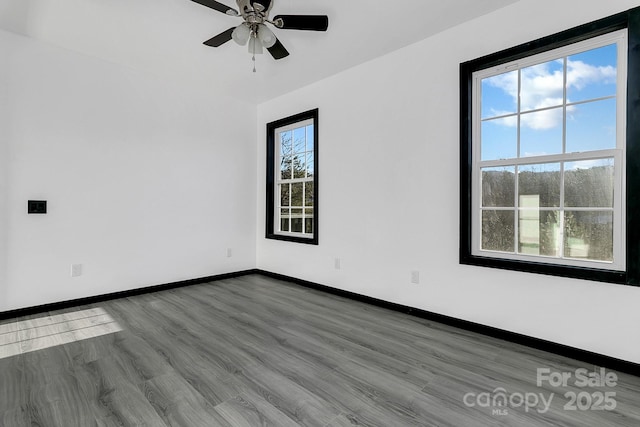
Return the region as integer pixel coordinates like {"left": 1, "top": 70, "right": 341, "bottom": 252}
{"left": 191, "top": 0, "right": 328, "bottom": 63}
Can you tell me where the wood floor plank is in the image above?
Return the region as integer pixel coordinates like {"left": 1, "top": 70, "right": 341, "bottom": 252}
{"left": 72, "top": 353, "right": 170, "bottom": 426}
{"left": 60, "top": 327, "right": 119, "bottom": 366}
{"left": 137, "top": 326, "right": 243, "bottom": 405}
{"left": 24, "top": 373, "right": 96, "bottom": 427}
{"left": 0, "top": 407, "right": 29, "bottom": 427}
{"left": 113, "top": 293, "right": 258, "bottom": 376}
{"left": 0, "top": 355, "right": 25, "bottom": 414}
{"left": 229, "top": 363, "right": 342, "bottom": 427}
{"left": 217, "top": 326, "right": 376, "bottom": 416}
{"left": 140, "top": 372, "right": 232, "bottom": 427}
{"left": 0, "top": 330, "right": 20, "bottom": 346}
{"left": 0, "top": 342, "right": 22, "bottom": 359}
{"left": 4, "top": 410, "right": 35, "bottom": 427}
{"left": 215, "top": 389, "right": 301, "bottom": 427}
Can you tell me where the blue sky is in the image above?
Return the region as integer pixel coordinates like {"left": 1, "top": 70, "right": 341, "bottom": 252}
{"left": 280, "top": 124, "right": 315, "bottom": 178}
{"left": 480, "top": 43, "right": 617, "bottom": 161}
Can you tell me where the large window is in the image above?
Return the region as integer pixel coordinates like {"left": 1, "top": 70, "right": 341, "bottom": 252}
{"left": 460, "top": 8, "right": 640, "bottom": 284}
{"left": 266, "top": 109, "right": 318, "bottom": 244}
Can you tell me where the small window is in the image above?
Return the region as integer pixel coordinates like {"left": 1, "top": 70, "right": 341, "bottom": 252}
{"left": 266, "top": 109, "right": 318, "bottom": 244}
{"left": 461, "top": 8, "right": 640, "bottom": 285}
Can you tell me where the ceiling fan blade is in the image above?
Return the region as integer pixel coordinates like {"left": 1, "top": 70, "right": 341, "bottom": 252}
{"left": 267, "top": 38, "right": 289, "bottom": 60}
{"left": 203, "top": 27, "right": 235, "bottom": 47}
{"left": 191, "top": 0, "right": 238, "bottom": 16}
{"left": 273, "top": 15, "right": 328, "bottom": 31}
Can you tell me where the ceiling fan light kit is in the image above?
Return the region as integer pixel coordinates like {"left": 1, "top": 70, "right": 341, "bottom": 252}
{"left": 191, "top": 0, "right": 328, "bottom": 71}
{"left": 248, "top": 36, "right": 263, "bottom": 54}
{"left": 257, "top": 24, "right": 277, "bottom": 48}
{"left": 231, "top": 23, "right": 251, "bottom": 45}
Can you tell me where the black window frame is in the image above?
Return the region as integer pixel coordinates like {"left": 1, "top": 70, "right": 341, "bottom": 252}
{"left": 460, "top": 7, "right": 640, "bottom": 285}
{"left": 266, "top": 108, "right": 319, "bottom": 245}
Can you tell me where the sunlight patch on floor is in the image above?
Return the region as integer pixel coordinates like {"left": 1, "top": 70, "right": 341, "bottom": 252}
{"left": 0, "top": 307, "right": 122, "bottom": 359}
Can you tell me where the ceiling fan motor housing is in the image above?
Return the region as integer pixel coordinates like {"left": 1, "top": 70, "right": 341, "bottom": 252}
{"left": 239, "top": 0, "right": 273, "bottom": 18}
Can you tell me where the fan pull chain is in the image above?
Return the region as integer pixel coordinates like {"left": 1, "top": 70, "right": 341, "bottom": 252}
{"left": 252, "top": 31, "right": 257, "bottom": 73}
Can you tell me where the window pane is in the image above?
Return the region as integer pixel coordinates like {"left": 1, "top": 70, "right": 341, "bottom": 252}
{"left": 520, "top": 60, "right": 564, "bottom": 113}
{"left": 280, "top": 155, "right": 292, "bottom": 179}
{"left": 564, "top": 159, "right": 614, "bottom": 207}
{"left": 481, "top": 70, "right": 518, "bottom": 119}
{"left": 280, "top": 184, "right": 290, "bottom": 207}
{"left": 293, "top": 154, "right": 306, "bottom": 179}
{"left": 482, "top": 167, "right": 515, "bottom": 207}
{"left": 482, "top": 210, "right": 514, "bottom": 252}
{"left": 280, "top": 209, "right": 290, "bottom": 232}
{"left": 281, "top": 131, "right": 292, "bottom": 156}
{"left": 518, "top": 163, "right": 560, "bottom": 207}
{"left": 520, "top": 107, "right": 563, "bottom": 156}
{"left": 305, "top": 208, "right": 313, "bottom": 234}
{"left": 567, "top": 44, "right": 617, "bottom": 103}
{"left": 304, "top": 182, "right": 314, "bottom": 207}
{"left": 291, "top": 208, "right": 303, "bottom": 232}
{"left": 306, "top": 125, "right": 314, "bottom": 152}
{"left": 306, "top": 152, "right": 314, "bottom": 177}
{"left": 564, "top": 211, "right": 613, "bottom": 261}
{"left": 293, "top": 127, "right": 306, "bottom": 153}
{"left": 518, "top": 210, "right": 560, "bottom": 256}
{"left": 291, "top": 182, "right": 303, "bottom": 206}
{"left": 481, "top": 117, "right": 517, "bottom": 161}
{"left": 566, "top": 98, "right": 616, "bottom": 152}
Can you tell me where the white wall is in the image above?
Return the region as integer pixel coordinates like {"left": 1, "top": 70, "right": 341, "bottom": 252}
{"left": 0, "top": 29, "right": 257, "bottom": 311}
{"left": 257, "top": 0, "right": 640, "bottom": 363}
{"left": 0, "top": 38, "right": 9, "bottom": 307}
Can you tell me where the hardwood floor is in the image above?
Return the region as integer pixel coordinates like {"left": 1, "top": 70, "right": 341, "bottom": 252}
{"left": 1, "top": 274, "right": 639, "bottom": 426}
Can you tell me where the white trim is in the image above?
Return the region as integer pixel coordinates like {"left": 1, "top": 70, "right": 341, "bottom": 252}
{"left": 274, "top": 118, "right": 314, "bottom": 135}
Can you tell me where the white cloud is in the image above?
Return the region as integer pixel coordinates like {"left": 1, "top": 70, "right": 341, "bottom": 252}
{"left": 521, "top": 106, "right": 564, "bottom": 130}
{"left": 565, "top": 158, "right": 614, "bottom": 170}
{"left": 484, "top": 58, "right": 615, "bottom": 130}
{"left": 520, "top": 61, "right": 563, "bottom": 112}
{"left": 567, "top": 59, "right": 616, "bottom": 91}
{"left": 486, "top": 70, "right": 518, "bottom": 100}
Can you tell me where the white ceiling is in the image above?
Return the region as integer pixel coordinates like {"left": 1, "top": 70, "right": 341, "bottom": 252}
{"left": 0, "top": 0, "right": 518, "bottom": 103}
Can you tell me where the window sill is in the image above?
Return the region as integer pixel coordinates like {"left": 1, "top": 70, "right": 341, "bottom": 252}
{"left": 460, "top": 253, "right": 627, "bottom": 284}
{"left": 265, "top": 232, "right": 318, "bottom": 245}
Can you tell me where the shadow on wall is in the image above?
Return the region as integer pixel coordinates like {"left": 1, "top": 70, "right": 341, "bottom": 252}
{"left": 0, "top": 0, "right": 34, "bottom": 36}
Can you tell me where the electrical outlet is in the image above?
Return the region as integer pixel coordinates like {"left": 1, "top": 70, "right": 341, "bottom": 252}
{"left": 71, "top": 264, "right": 83, "bottom": 277}
{"left": 411, "top": 270, "right": 420, "bottom": 284}
{"left": 334, "top": 258, "right": 341, "bottom": 270}
{"left": 226, "top": 248, "right": 233, "bottom": 258}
